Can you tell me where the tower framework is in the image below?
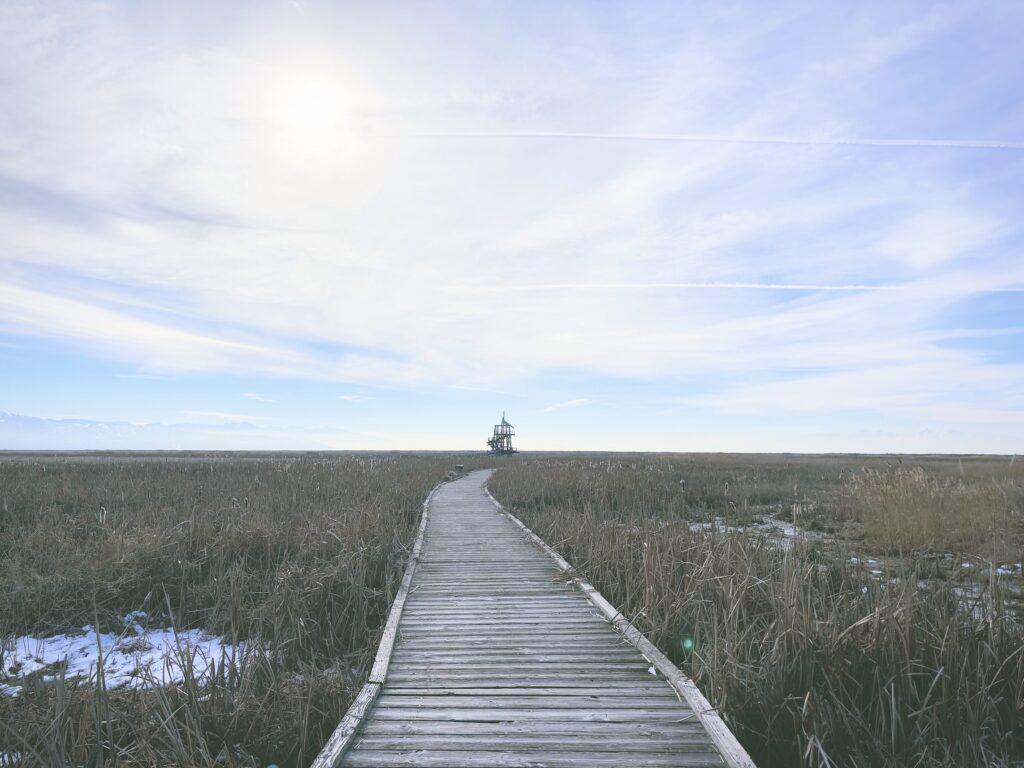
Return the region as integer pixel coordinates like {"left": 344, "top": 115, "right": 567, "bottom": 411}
{"left": 486, "top": 413, "right": 517, "bottom": 455}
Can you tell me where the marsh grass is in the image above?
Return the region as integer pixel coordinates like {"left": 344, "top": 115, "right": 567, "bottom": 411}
{"left": 0, "top": 453, "right": 486, "bottom": 767}
{"left": 845, "top": 466, "right": 1024, "bottom": 561}
{"left": 489, "top": 454, "right": 1024, "bottom": 768}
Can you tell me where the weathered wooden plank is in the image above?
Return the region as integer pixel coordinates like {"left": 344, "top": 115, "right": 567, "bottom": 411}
{"left": 398, "top": 627, "right": 615, "bottom": 636}
{"left": 395, "top": 634, "right": 622, "bottom": 644}
{"left": 384, "top": 676, "right": 665, "bottom": 687}
{"left": 369, "top": 708, "right": 698, "bottom": 722}
{"left": 405, "top": 594, "right": 583, "bottom": 598}
{"left": 397, "top": 627, "right": 616, "bottom": 637}
{"left": 404, "top": 597, "right": 585, "bottom": 604}
{"left": 388, "top": 656, "right": 651, "bottom": 665}
{"left": 395, "top": 636, "right": 630, "bottom": 645}
{"left": 382, "top": 682, "right": 674, "bottom": 692}
{"left": 399, "top": 619, "right": 608, "bottom": 628}
{"left": 392, "top": 644, "right": 635, "bottom": 654}
{"left": 414, "top": 574, "right": 560, "bottom": 577}
{"left": 402, "top": 605, "right": 601, "bottom": 614}
{"left": 391, "top": 638, "right": 618, "bottom": 651}
{"left": 353, "top": 734, "right": 720, "bottom": 751}
{"left": 394, "top": 618, "right": 608, "bottom": 628}
{"left": 381, "top": 686, "right": 677, "bottom": 697}
{"left": 384, "top": 679, "right": 666, "bottom": 690}
{"left": 410, "top": 569, "right": 558, "bottom": 574}
{"left": 359, "top": 720, "right": 709, "bottom": 736}
{"left": 391, "top": 651, "right": 642, "bottom": 663}
{"left": 400, "top": 608, "right": 600, "bottom": 617}
{"left": 343, "top": 750, "right": 724, "bottom": 767}
{"left": 408, "top": 593, "right": 579, "bottom": 600}
{"left": 387, "top": 664, "right": 654, "bottom": 674}
{"left": 376, "top": 695, "right": 684, "bottom": 709}
{"left": 394, "top": 643, "right": 635, "bottom": 654}
{"left": 391, "top": 647, "right": 630, "bottom": 659}
{"left": 392, "top": 641, "right": 634, "bottom": 652}
{"left": 412, "top": 582, "right": 564, "bottom": 586}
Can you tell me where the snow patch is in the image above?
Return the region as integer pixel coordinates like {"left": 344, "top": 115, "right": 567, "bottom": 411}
{"left": 1, "top": 613, "right": 244, "bottom": 696}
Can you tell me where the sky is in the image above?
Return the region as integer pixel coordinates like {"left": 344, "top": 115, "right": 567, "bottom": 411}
{"left": 1, "top": 0, "right": 1023, "bottom": 452}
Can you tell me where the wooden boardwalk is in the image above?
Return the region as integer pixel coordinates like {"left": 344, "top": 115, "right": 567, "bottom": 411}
{"left": 316, "top": 470, "right": 753, "bottom": 768}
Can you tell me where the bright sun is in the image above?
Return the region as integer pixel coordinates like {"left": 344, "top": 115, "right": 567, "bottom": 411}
{"left": 279, "top": 77, "right": 343, "bottom": 141}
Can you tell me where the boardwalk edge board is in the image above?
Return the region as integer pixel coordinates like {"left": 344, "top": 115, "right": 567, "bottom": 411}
{"left": 311, "top": 482, "right": 441, "bottom": 768}
{"left": 484, "top": 486, "right": 757, "bottom": 768}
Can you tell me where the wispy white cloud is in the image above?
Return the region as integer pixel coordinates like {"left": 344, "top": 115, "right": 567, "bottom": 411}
{"left": 0, "top": 282, "right": 305, "bottom": 375}
{"left": 179, "top": 410, "right": 265, "bottom": 423}
{"left": 875, "top": 211, "right": 1008, "bottom": 269}
{"left": 690, "top": 360, "right": 1024, "bottom": 415}
{"left": 483, "top": 281, "right": 1024, "bottom": 293}
{"left": 447, "top": 383, "right": 522, "bottom": 397}
{"left": 505, "top": 282, "right": 896, "bottom": 292}
{"left": 243, "top": 392, "right": 275, "bottom": 402}
{"left": 423, "top": 131, "right": 1024, "bottom": 152}
{"left": 543, "top": 398, "right": 593, "bottom": 412}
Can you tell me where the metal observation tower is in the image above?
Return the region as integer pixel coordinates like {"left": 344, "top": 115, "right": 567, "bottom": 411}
{"left": 486, "top": 412, "right": 517, "bottom": 455}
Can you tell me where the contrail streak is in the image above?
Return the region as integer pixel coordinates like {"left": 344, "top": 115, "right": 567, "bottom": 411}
{"left": 424, "top": 131, "right": 1024, "bottom": 151}
{"left": 494, "top": 282, "right": 1024, "bottom": 293}
{"left": 512, "top": 282, "right": 895, "bottom": 291}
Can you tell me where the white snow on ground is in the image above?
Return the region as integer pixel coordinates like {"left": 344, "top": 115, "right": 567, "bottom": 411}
{"left": 687, "top": 516, "right": 807, "bottom": 550}
{"left": 688, "top": 516, "right": 798, "bottom": 537}
{"left": 1, "top": 612, "right": 244, "bottom": 696}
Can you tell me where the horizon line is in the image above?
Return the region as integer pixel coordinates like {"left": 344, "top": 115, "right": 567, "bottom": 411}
{"left": 0, "top": 447, "right": 1018, "bottom": 458}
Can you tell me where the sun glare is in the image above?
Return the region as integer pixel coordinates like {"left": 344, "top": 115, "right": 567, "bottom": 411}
{"left": 278, "top": 75, "right": 344, "bottom": 142}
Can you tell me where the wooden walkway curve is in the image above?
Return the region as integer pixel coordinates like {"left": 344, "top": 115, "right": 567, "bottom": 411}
{"left": 314, "top": 469, "right": 754, "bottom": 768}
